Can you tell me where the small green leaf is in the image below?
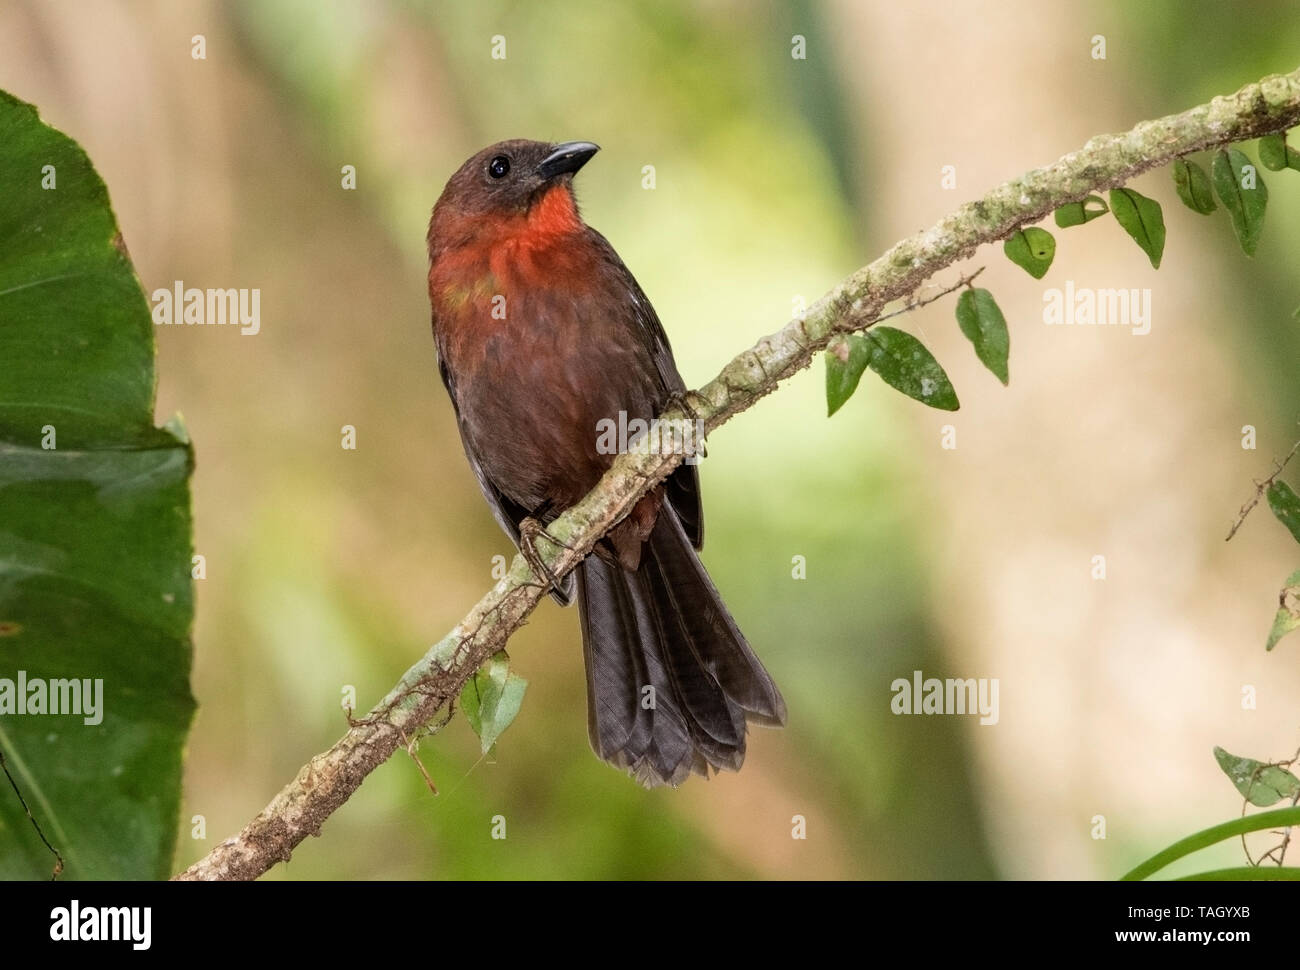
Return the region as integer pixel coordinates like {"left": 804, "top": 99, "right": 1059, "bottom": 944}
{"left": 954, "top": 288, "right": 1009, "bottom": 385}
{"left": 1266, "top": 569, "right": 1300, "bottom": 651}
{"left": 1212, "top": 148, "right": 1268, "bottom": 256}
{"left": 1108, "top": 187, "right": 1166, "bottom": 268}
{"left": 1258, "top": 133, "right": 1286, "bottom": 170}
{"left": 1054, "top": 195, "right": 1108, "bottom": 228}
{"left": 460, "top": 651, "right": 528, "bottom": 753}
{"left": 460, "top": 675, "right": 483, "bottom": 737}
{"left": 1268, "top": 481, "right": 1300, "bottom": 544}
{"left": 1003, "top": 227, "right": 1055, "bottom": 279}
{"left": 483, "top": 673, "right": 527, "bottom": 751}
{"left": 825, "top": 335, "right": 872, "bottom": 417}
{"left": 1213, "top": 746, "right": 1300, "bottom": 806}
{"left": 1172, "top": 158, "right": 1216, "bottom": 214}
{"left": 861, "top": 327, "right": 959, "bottom": 411}
{"left": 1258, "top": 132, "right": 1300, "bottom": 172}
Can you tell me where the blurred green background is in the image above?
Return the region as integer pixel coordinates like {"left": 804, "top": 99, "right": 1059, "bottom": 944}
{"left": 3, "top": 0, "right": 1298, "bottom": 879}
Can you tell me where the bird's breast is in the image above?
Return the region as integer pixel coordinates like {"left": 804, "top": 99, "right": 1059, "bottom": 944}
{"left": 432, "top": 239, "right": 660, "bottom": 510}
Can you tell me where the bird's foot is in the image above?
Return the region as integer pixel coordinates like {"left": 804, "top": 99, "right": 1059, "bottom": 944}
{"left": 518, "top": 517, "right": 573, "bottom": 594}
{"left": 664, "top": 389, "right": 707, "bottom": 423}
{"left": 662, "top": 390, "right": 708, "bottom": 460}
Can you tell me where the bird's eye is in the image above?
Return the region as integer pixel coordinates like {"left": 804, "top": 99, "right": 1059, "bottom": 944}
{"left": 488, "top": 155, "right": 510, "bottom": 179}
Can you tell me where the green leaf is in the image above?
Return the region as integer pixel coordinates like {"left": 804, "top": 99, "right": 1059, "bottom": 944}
{"left": 1108, "top": 187, "right": 1166, "bottom": 268}
{"left": 1172, "top": 158, "right": 1216, "bottom": 214}
{"left": 0, "top": 90, "right": 195, "bottom": 879}
{"left": 861, "top": 327, "right": 959, "bottom": 411}
{"left": 1267, "top": 481, "right": 1300, "bottom": 544}
{"left": 1120, "top": 806, "right": 1300, "bottom": 880}
{"left": 824, "top": 335, "right": 872, "bottom": 417}
{"left": 1266, "top": 569, "right": 1300, "bottom": 652}
{"left": 459, "top": 651, "right": 528, "bottom": 753}
{"left": 1003, "top": 227, "right": 1055, "bottom": 279}
{"left": 1212, "top": 148, "right": 1268, "bottom": 256}
{"left": 1054, "top": 195, "right": 1108, "bottom": 228}
{"left": 1258, "top": 132, "right": 1300, "bottom": 172}
{"left": 954, "top": 288, "right": 1009, "bottom": 385}
{"left": 1177, "top": 867, "right": 1300, "bottom": 880}
{"left": 459, "top": 678, "right": 482, "bottom": 736}
{"left": 1213, "top": 746, "right": 1300, "bottom": 807}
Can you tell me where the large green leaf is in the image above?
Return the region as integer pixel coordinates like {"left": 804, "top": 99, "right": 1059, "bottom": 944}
{"left": 0, "top": 90, "right": 195, "bottom": 879}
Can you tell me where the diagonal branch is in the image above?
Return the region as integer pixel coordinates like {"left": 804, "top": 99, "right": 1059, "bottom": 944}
{"left": 175, "top": 66, "right": 1300, "bottom": 881}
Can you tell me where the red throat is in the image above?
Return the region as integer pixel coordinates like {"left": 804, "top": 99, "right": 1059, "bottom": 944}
{"left": 430, "top": 184, "right": 588, "bottom": 309}
{"left": 522, "top": 184, "right": 583, "bottom": 239}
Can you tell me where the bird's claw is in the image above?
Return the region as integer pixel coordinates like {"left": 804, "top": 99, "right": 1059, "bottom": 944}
{"left": 663, "top": 390, "right": 708, "bottom": 460}
{"left": 664, "top": 389, "right": 706, "bottom": 424}
{"left": 518, "top": 517, "right": 571, "bottom": 594}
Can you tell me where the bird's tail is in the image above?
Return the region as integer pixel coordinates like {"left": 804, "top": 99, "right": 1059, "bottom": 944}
{"left": 576, "top": 506, "right": 786, "bottom": 787}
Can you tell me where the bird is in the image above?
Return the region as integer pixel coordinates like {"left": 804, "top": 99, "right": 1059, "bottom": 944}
{"left": 427, "top": 139, "right": 786, "bottom": 787}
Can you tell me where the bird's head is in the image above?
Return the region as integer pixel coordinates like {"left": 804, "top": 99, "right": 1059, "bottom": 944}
{"left": 429, "top": 139, "right": 600, "bottom": 252}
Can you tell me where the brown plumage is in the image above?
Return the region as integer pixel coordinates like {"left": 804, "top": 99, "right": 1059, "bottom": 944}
{"left": 428, "top": 139, "right": 786, "bottom": 786}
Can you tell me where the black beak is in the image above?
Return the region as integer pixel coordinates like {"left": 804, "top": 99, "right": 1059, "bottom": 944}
{"left": 536, "top": 141, "right": 600, "bottom": 179}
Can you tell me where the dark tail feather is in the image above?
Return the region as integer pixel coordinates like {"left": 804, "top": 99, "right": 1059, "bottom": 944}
{"left": 577, "top": 507, "right": 786, "bottom": 788}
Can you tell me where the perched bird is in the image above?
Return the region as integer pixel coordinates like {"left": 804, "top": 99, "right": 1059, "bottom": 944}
{"left": 427, "top": 139, "right": 785, "bottom": 787}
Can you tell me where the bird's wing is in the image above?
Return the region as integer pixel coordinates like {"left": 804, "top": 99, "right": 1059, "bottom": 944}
{"left": 438, "top": 351, "right": 575, "bottom": 603}
{"left": 589, "top": 229, "right": 704, "bottom": 549}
